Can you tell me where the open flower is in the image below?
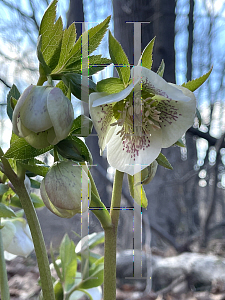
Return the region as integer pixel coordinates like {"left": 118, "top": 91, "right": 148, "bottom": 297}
{"left": 12, "top": 85, "right": 74, "bottom": 149}
{"left": 90, "top": 66, "right": 196, "bottom": 175}
{"left": 1, "top": 218, "right": 34, "bottom": 260}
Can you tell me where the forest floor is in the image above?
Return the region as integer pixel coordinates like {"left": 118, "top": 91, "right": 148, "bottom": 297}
{"left": 4, "top": 250, "right": 225, "bottom": 300}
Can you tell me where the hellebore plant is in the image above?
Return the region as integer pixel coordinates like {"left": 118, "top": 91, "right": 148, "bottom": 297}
{"left": 0, "top": 1, "right": 212, "bottom": 300}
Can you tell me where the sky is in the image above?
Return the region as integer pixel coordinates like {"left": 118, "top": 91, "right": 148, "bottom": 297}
{"left": 0, "top": 0, "right": 225, "bottom": 150}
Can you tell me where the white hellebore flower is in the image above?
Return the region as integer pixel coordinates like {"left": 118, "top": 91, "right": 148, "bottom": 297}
{"left": 90, "top": 66, "right": 196, "bottom": 175}
{"left": 12, "top": 85, "right": 74, "bottom": 149}
{"left": 1, "top": 218, "right": 34, "bottom": 260}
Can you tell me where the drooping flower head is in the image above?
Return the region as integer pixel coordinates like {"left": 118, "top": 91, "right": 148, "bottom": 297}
{"left": 12, "top": 85, "right": 74, "bottom": 149}
{"left": 90, "top": 66, "right": 196, "bottom": 175}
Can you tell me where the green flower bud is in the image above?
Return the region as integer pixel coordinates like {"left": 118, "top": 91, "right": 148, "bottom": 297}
{"left": 12, "top": 85, "right": 74, "bottom": 149}
{"left": 40, "top": 161, "right": 90, "bottom": 218}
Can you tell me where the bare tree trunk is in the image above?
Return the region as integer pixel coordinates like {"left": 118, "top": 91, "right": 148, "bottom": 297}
{"left": 152, "top": 0, "right": 176, "bottom": 83}
{"left": 113, "top": 0, "right": 154, "bottom": 65}
{"left": 186, "top": 0, "right": 194, "bottom": 81}
{"left": 67, "top": 0, "right": 84, "bottom": 36}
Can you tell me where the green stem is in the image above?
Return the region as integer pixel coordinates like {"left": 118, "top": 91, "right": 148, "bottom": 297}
{"left": 0, "top": 219, "right": 10, "bottom": 300}
{"left": 103, "top": 170, "right": 124, "bottom": 300}
{"left": 37, "top": 75, "right": 47, "bottom": 86}
{"left": 84, "top": 167, "right": 112, "bottom": 229}
{"left": 0, "top": 153, "right": 55, "bottom": 300}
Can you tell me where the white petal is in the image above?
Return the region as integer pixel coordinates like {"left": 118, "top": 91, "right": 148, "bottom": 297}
{"left": 1, "top": 220, "right": 16, "bottom": 249}
{"left": 92, "top": 77, "right": 139, "bottom": 107}
{"left": 89, "top": 92, "right": 116, "bottom": 153}
{"left": 20, "top": 87, "right": 52, "bottom": 132}
{"left": 159, "top": 85, "right": 196, "bottom": 148}
{"left": 47, "top": 88, "right": 74, "bottom": 143}
{"left": 6, "top": 219, "right": 34, "bottom": 257}
{"left": 86, "top": 287, "right": 102, "bottom": 300}
{"left": 4, "top": 251, "right": 17, "bottom": 261}
{"left": 107, "top": 125, "right": 162, "bottom": 175}
{"left": 131, "top": 66, "right": 191, "bottom": 102}
{"left": 12, "top": 85, "right": 34, "bottom": 136}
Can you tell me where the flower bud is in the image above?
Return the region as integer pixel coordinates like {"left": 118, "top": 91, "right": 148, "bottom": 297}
{"left": 40, "top": 161, "right": 90, "bottom": 218}
{"left": 1, "top": 218, "right": 34, "bottom": 260}
{"left": 12, "top": 85, "right": 74, "bottom": 149}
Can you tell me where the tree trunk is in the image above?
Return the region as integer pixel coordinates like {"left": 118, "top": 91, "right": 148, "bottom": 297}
{"left": 67, "top": 0, "right": 84, "bottom": 37}
{"left": 186, "top": 0, "right": 194, "bottom": 81}
{"left": 113, "top": 0, "right": 154, "bottom": 65}
{"left": 152, "top": 0, "right": 176, "bottom": 82}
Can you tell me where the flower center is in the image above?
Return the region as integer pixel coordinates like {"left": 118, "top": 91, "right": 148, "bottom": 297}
{"left": 111, "top": 94, "right": 162, "bottom": 160}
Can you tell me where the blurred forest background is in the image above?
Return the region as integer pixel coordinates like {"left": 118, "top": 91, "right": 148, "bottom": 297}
{"left": 0, "top": 0, "right": 225, "bottom": 257}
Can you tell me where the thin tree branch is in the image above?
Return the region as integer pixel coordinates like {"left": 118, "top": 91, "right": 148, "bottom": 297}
{"left": 0, "top": 78, "right": 11, "bottom": 89}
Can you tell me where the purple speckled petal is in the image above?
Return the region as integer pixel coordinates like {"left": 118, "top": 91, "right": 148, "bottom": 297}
{"left": 131, "top": 66, "right": 191, "bottom": 102}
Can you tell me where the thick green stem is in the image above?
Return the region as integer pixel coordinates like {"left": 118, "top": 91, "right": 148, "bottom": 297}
{"left": 0, "top": 219, "right": 10, "bottom": 300}
{"left": 0, "top": 154, "right": 55, "bottom": 300}
{"left": 103, "top": 170, "right": 124, "bottom": 300}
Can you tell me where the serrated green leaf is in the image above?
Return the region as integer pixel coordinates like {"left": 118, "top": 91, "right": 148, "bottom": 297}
{"left": 70, "top": 115, "right": 93, "bottom": 137}
{"left": 196, "top": 108, "right": 202, "bottom": 127}
{"left": 156, "top": 152, "right": 173, "bottom": 170}
{"left": 57, "top": 22, "right": 77, "bottom": 69}
{"left": 37, "top": 35, "right": 52, "bottom": 75}
{"left": 89, "top": 56, "right": 111, "bottom": 76}
{"left": 7, "top": 84, "right": 20, "bottom": 121}
{"left": 139, "top": 37, "right": 155, "bottom": 70}
{"left": 0, "top": 203, "right": 16, "bottom": 218}
{"left": 108, "top": 30, "right": 130, "bottom": 86}
{"left": 182, "top": 66, "right": 213, "bottom": 92}
{"left": 39, "top": 0, "right": 63, "bottom": 70}
{"left": 157, "top": 59, "right": 165, "bottom": 77}
{"left": 52, "top": 16, "right": 111, "bottom": 75}
{"left": 56, "top": 55, "right": 111, "bottom": 76}
{"left": 5, "top": 133, "right": 53, "bottom": 160}
{"left": 127, "top": 174, "right": 148, "bottom": 208}
{"left": 18, "top": 161, "right": 49, "bottom": 177}
{"left": 59, "top": 234, "right": 77, "bottom": 293}
{"left": 97, "top": 77, "right": 125, "bottom": 94}
{"left": 75, "top": 232, "right": 104, "bottom": 254}
{"left": 61, "top": 73, "right": 96, "bottom": 101}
